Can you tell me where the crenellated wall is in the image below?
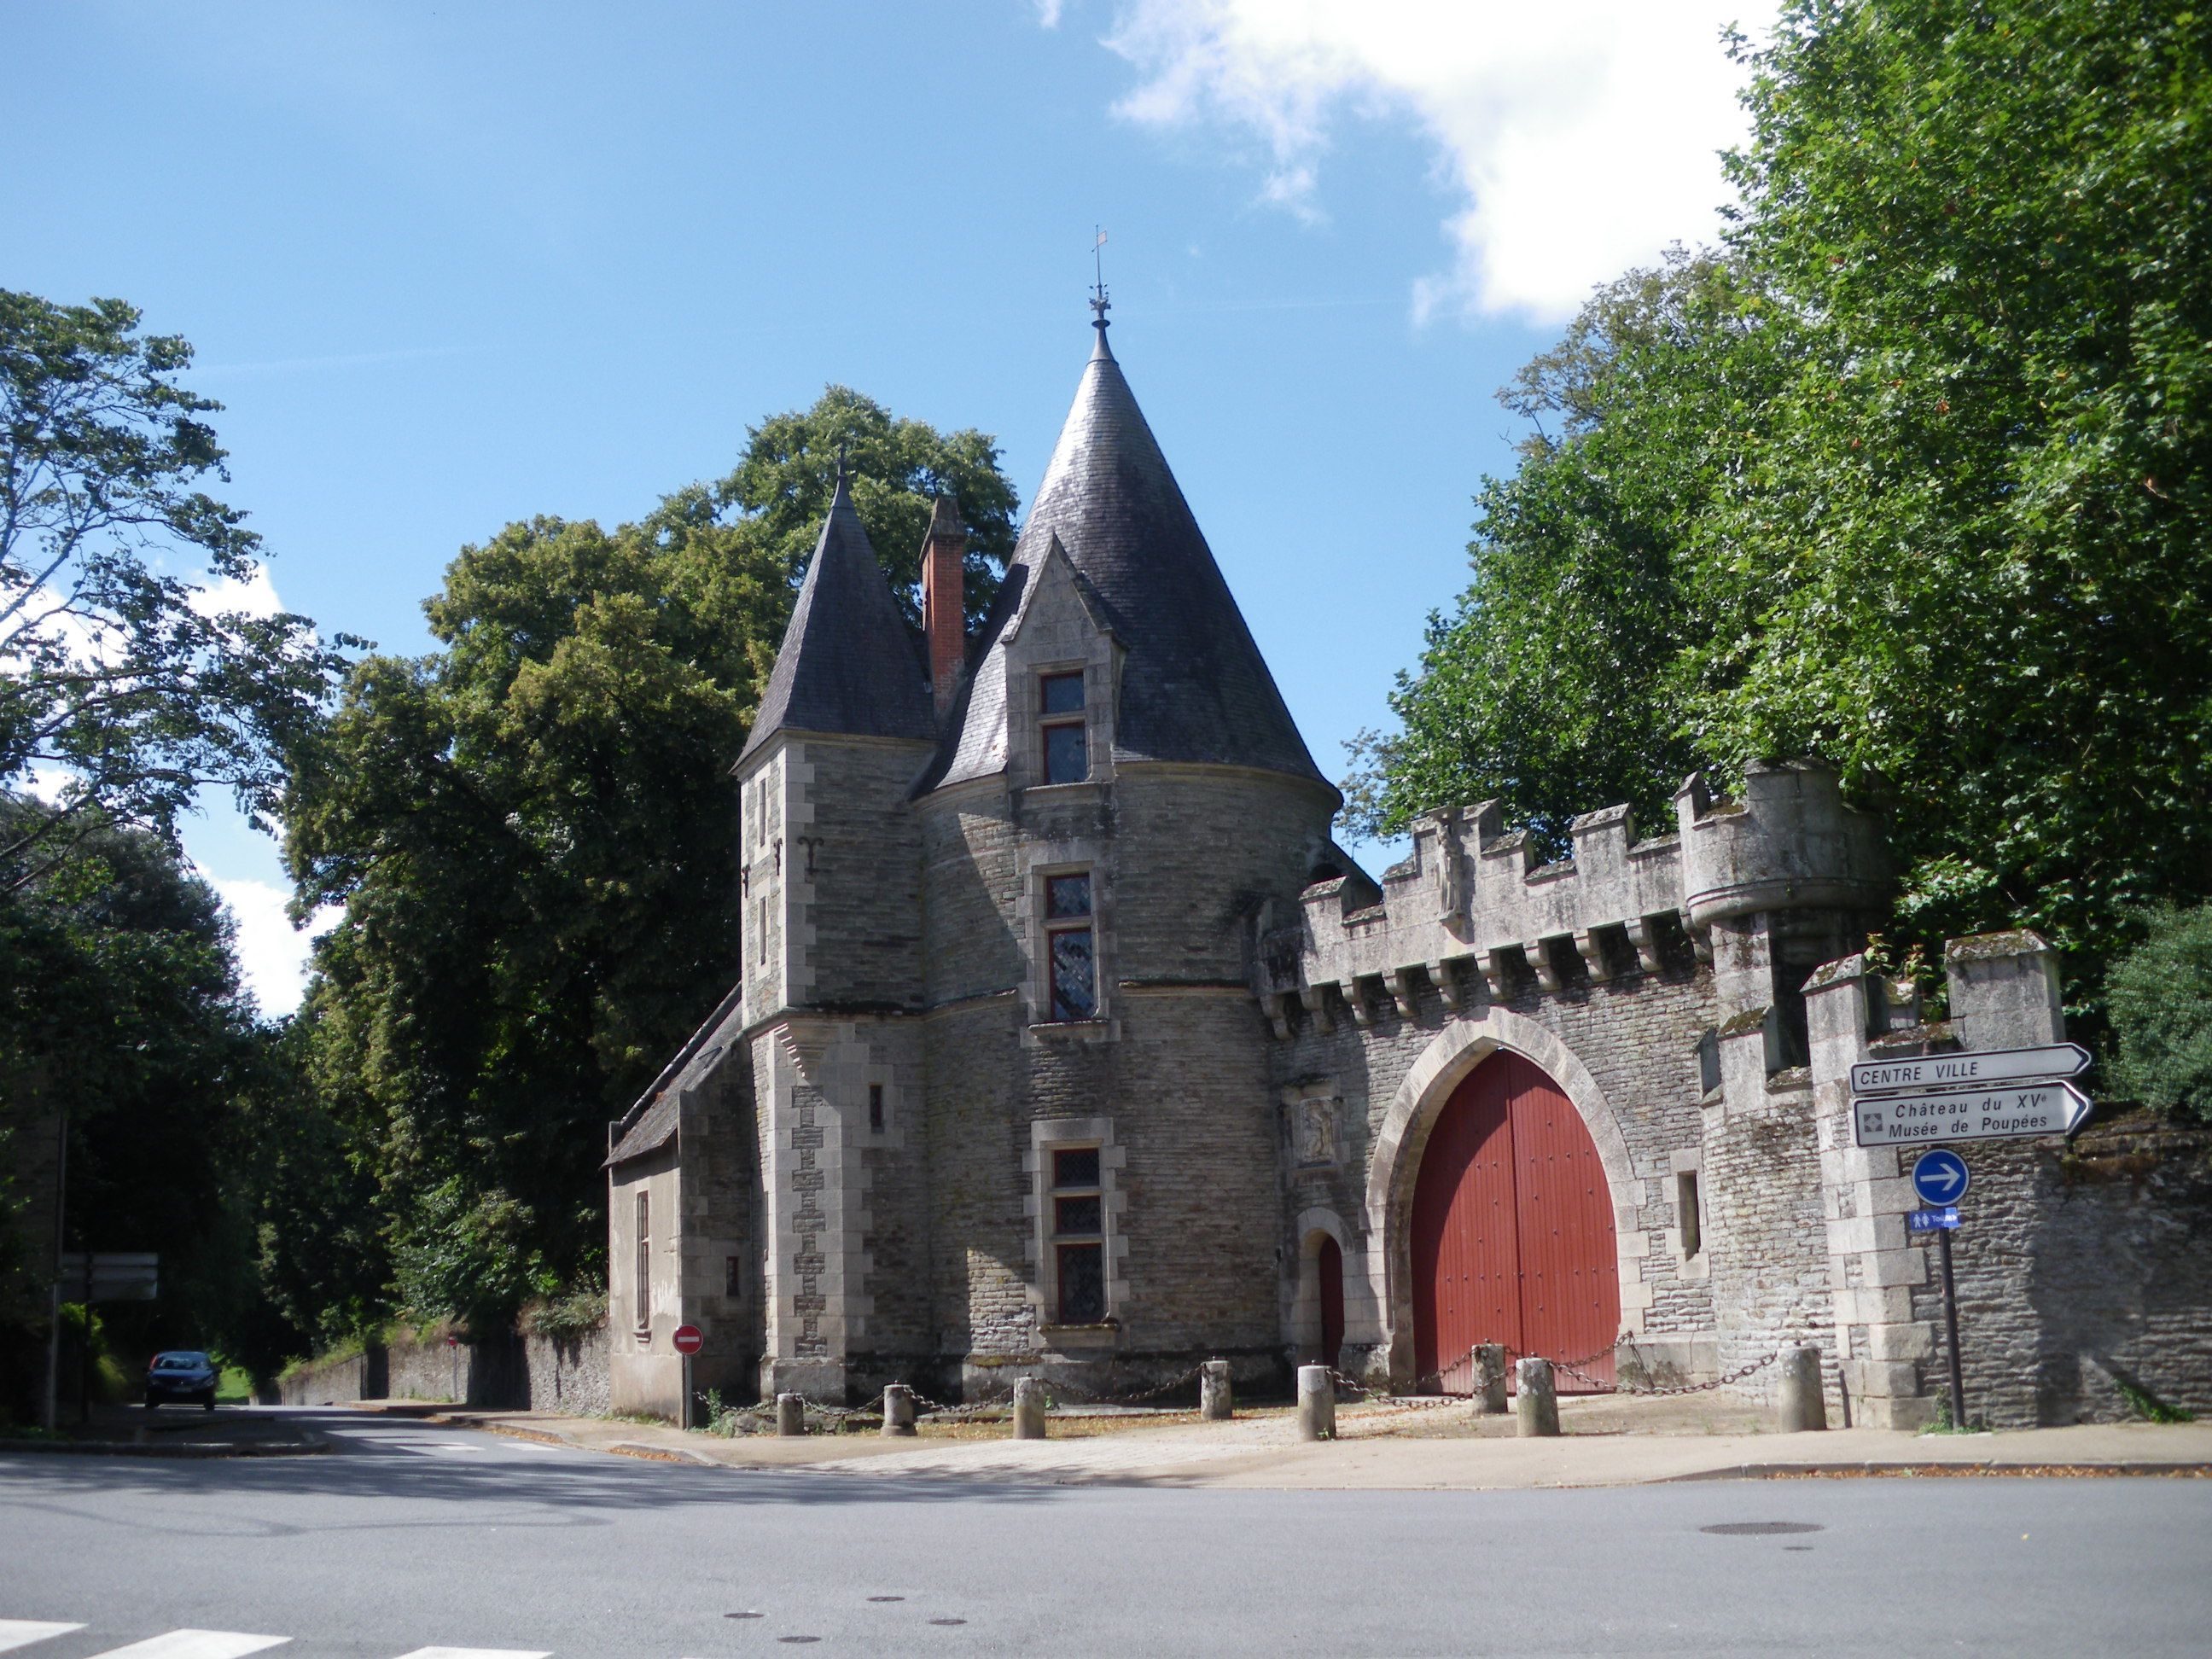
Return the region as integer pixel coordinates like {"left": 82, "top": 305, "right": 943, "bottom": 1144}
{"left": 1259, "top": 759, "right": 1888, "bottom": 1040}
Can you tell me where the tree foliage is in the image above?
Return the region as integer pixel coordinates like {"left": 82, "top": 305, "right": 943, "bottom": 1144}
{"left": 1351, "top": 0, "right": 2212, "bottom": 1020}
{"left": 282, "top": 388, "right": 1016, "bottom": 1328}
{"left": 0, "top": 801, "right": 293, "bottom": 1380}
{"left": 0, "top": 291, "right": 347, "bottom": 892}
{"left": 2105, "top": 904, "right": 2212, "bottom": 1123}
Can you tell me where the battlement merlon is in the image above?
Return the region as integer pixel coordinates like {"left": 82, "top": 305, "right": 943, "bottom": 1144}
{"left": 1254, "top": 759, "right": 1889, "bottom": 1016}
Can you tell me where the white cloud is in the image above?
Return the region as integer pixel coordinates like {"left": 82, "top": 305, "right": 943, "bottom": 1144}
{"left": 1035, "top": 0, "right": 1068, "bottom": 26}
{"left": 1091, "top": 0, "right": 1776, "bottom": 322}
{"left": 23, "top": 765, "right": 79, "bottom": 806}
{"left": 196, "top": 866, "right": 340, "bottom": 1019}
{"left": 187, "top": 563, "right": 286, "bottom": 622}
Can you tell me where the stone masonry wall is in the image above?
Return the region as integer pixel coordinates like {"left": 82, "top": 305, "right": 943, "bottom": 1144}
{"left": 523, "top": 1325, "right": 611, "bottom": 1416}
{"left": 1913, "top": 1116, "right": 2212, "bottom": 1425}
{"left": 786, "top": 736, "right": 934, "bottom": 1012}
{"left": 1703, "top": 1061, "right": 1831, "bottom": 1399}
{"left": 1268, "top": 938, "right": 1720, "bottom": 1384}
{"left": 911, "top": 762, "right": 1329, "bottom": 1396}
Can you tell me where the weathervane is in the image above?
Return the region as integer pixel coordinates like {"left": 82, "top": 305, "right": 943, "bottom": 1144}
{"left": 1090, "top": 225, "right": 1110, "bottom": 330}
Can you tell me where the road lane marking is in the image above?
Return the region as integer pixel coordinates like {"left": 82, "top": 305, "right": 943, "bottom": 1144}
{"left": 0, "top": 1624, "right": 86, "bottom": 1652}
{"left": 88, "top": 1633, "right": 291, "bottom": 1657}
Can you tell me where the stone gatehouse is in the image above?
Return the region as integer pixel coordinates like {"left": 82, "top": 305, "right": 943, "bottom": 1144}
{"left": 602, "top": 310, "right": 2211, "bottom": 1430}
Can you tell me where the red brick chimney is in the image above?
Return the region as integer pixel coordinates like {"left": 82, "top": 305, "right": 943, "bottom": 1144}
{"left": 921, "top": 495, "right": 967, "bottom": 717}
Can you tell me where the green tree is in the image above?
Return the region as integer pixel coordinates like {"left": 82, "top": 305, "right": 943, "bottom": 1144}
{"left": 1697, "top": 0, "right": 2212, "bottom": 1000}
{"left": 713, "top": 384, "right": 1019, "bottom": 633}
{"left": 0, "top": 291, "right": 347, "bottom": 890}
{"left": 1342, "top": 252, "right": 1773, "bottom": 852}
{"left": 282, "top": 389, "right": 1016, "bottom": 1329}
{"left": 1354, "top": 0, "right": 2212, "bottom": 1022}
{"left": 2106, "top": 904, "right": 2212, "bottom": 1123}
{"left": 0, "top": 801, "right": 282, "bottom": 1383}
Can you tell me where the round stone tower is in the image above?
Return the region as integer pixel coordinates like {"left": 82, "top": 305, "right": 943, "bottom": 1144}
{"left": 911, "top": 311, "right": 1340, "bottom": 1396}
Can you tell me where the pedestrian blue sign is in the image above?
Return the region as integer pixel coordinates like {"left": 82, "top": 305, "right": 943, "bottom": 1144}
{"left": 1908, "top": 1207, "right": 1961, "bottom": 1232}
{"left": 1912, "top": 1148, "right": 1971, "bottom": 1208}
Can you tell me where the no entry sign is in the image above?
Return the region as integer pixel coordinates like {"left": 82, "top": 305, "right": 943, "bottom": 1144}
{"left": 672, "top": 1324, "right": 703, "bottom": 1355}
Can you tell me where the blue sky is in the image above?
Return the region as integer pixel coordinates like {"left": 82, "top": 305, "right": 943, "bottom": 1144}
{"left": 5, "top": 1, "right": 1766, "bottom": 1011}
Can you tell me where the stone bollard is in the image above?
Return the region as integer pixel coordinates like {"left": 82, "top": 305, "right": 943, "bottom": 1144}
{"left": 776, "top": 1392, "right": 805, "bottom": 1437}
{"left": 1011, "top": 1377, "right": 1048, "bottom": 1440}
{"left": 1296, "top": 1365, "right": 1336, "bottom": 1441}
{"left": 1515, "top": 1358, "right": 1559, "bottom": 1437}
{"left": 1775, "top": 1345, "right": 1828, "bottom": 1433}
{"left": 1200, "top": 1359, "right": 1234, "bottom": 1421}
{"left": 882, "top": 1383, "right": 917, "bottom": 1437}
{"left": 1470, "top": 1344, "right": 1508, "bottom": 1416}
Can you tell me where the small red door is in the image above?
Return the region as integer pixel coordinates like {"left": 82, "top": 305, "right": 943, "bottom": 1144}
{"left": 1318, "top": 1235, "right": 1345, "bottom": 1372}
{"left": 1411, "top": 1052, "right": 1619, "bottom": 1393}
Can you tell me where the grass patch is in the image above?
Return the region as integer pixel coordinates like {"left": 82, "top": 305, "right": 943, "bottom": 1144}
{"left": 2115, "top": 1374, "right": 2197, "bottom": 1424}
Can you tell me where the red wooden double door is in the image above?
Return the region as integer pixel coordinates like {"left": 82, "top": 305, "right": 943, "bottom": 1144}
{"left": 1412, "top": 1052, "right": 1620, "bottom": 1393}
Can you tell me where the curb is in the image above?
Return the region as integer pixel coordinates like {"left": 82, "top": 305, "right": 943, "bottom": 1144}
{"left": 1662, "top": 1460, "right": 2212, "bottom": 1481}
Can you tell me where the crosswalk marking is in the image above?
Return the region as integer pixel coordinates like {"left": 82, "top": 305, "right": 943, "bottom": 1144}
{"left": 0, "top": 1626, "right": 86, "bottom": 1655}
{"left": 89, "top": 1633, "right": 291, "bottom": 1658}
{"left": 2, "top": 1626, "right": 546, "bottom": 1658}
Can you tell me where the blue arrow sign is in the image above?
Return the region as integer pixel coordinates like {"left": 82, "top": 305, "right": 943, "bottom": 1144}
{"left": 1912, "top": 1149, "right": 1971, "bottom": 1207}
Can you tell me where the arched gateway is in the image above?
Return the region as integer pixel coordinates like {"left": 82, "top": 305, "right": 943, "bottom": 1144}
{"left": 1410, "top": 1052, "right": 1621, "bottom": 1393}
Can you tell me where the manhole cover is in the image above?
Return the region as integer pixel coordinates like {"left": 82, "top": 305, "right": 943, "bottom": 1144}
{"left": 928, "top": 1618, "right": 968, "bottom": 1626}
{"left": 868, "top": 1595, "right": 905, "bottom": 1603}
{"left": 1701, "top": 1522, "right": 1824, "bottom": 1536}
{"left": 726, "top": 1611, "right": 763, "bottom": 1620}
{"left": 777, "top": 1639, "right": 821, "bottom": 1646}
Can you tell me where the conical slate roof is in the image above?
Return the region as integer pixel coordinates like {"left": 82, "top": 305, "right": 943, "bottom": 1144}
{"left": 919, "top": 322, "right": 1330, "bottom": 795}
{"left": 738, "top": 473, "right": 935, "bottom": 764}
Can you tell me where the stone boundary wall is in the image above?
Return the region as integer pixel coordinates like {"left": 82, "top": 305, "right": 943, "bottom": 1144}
{"left": 279, "top": 1320, "right": 608, "bottom": 1413}
{"left": 1807, "top": 931, "right": 2212, "bottom": 1429}
{"left": 524, "top": 1327, "right": 611, "bottom": 1416}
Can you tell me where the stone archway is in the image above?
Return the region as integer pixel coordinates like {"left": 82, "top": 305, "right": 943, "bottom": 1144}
{"left": 1363, "top": 1007, "right": 1644, "bottom": 1388}
{"left": 1287, "top": 1206, "right": 1379, "bottom": 1372}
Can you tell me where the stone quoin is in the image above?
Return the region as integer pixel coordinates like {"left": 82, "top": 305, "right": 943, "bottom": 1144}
{"left": 601, "top": 310, "right": 2212, "bottom": 1430}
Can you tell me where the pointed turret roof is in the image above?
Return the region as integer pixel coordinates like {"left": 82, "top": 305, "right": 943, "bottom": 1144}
{"left": 738, "top": 472, "right": 935, "bottom": 765}
{"left": 917, "top": 317, "right": 1330, "bottom": 795}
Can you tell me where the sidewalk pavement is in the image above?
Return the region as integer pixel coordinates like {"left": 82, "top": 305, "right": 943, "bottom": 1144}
{"left": 367, "top": 1394, "right": 2212, "bottom": 1491}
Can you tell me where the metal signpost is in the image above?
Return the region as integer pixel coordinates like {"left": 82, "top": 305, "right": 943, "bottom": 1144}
{"left": 1909, "top": 1152, "right": 1972, "bottom": 1429}
{"left": 1849, "top": 1045, "right": 2095, "bottom": 1429}
{"left": 672, "top": 1323, "right": 703, "bottom": 1429}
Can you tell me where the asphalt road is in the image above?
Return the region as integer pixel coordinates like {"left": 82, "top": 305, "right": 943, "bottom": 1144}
{"left": 2, "top": 1409, "right": 2208, "bottom": 1656}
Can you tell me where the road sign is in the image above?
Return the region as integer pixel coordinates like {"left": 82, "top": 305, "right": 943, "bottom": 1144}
{"left": 1907, "top": 1207, "right": 1961, "bottom": 1232}
{"left": 671, "top": 1324, "right": 703, "bottom": 1355}
{"left": 1912, "top": 1149, "right": 1971, "bottom": 1207}
{"left": 1852, "top": 1079, "right": 2093, "bottom": 1147}
{"left": 57, "top": 1252, "right": 158, "bottom": 1301}
{"left": 1850, "top": 1042, "right": 2090, "bottom": 1097}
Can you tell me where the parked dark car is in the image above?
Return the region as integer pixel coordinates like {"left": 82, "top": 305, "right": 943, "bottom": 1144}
{"left": 145, "top": 1350, "right": 218, "bottom": 1410}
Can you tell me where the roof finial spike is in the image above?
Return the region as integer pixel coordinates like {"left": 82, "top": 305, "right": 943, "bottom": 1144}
{"left": 834, "top": 438, "right": 850, "bottom": 491}
{"left": 1090, "top": 225, "right": 1111, "bottom": 339}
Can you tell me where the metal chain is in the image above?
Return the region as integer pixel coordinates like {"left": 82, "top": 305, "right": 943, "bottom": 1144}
{"left": 693, "top": 1336, "right": 1780, "bottom": 1431}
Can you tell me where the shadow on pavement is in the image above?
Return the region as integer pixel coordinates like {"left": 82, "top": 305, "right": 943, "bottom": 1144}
{"left": 0, "top": 1410, "right": 1068, "bottom": 1525}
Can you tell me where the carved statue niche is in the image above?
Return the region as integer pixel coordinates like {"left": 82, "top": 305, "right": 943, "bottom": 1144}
{"left": 1294, "top": 1092, "right": 1339, "bottom": 1169}
{"left": 1435, "top": 814, "right": 1468, "bottom": 926}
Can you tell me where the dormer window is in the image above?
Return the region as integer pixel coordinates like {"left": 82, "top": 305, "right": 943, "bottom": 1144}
{"left": 1040, "top": 672, "right": 1087, "bottom": 783}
